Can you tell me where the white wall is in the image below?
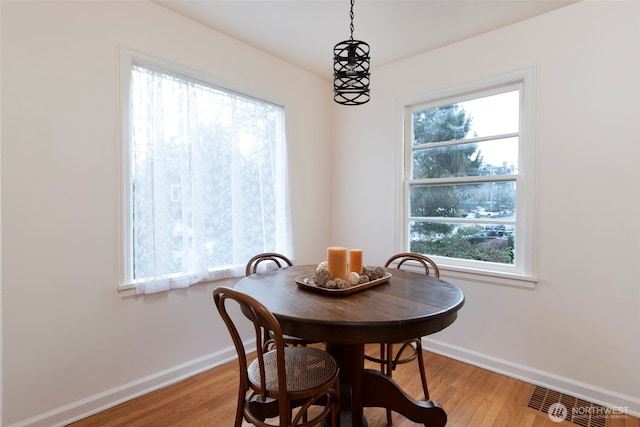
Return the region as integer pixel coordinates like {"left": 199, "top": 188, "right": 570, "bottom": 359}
{"left": 332, "top": 0, "right": 640, "bottom": 415}
{"left": 3, "top": 1, "right": 640, "bottom": 425}
{"left": 1, "top": 1, "right": 332, "bottom": 425}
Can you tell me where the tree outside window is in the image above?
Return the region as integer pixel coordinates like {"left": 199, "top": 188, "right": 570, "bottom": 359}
{"left": 406, "top": 89, "right": 519, "bottom": 266}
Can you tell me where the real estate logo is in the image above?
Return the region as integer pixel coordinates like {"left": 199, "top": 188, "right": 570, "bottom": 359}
{"left": 548, "top": 402, "right": 568, "bottom": 422}
{"left": 547, "top": 402, "right": 629, "bottom": 423}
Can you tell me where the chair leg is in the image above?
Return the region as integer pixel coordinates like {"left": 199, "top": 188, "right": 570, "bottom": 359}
{"left": 332, "top": 384, "right": 340, "bottom": 427}
{"left": 283, "top": 407, "right": 292, "bottom": 427}
{"left": 381, "top": 340, "right": 429, "bottom": 426}
{"left": 415, "top": 340, "right": 430, "bottom": 400}
{"left": 235, "top": 390, "right": 244, "bottom": 427}
{"left": 385, "top": 343, "right": 394, "bottom": 426}
{"left": 378, "top": 343, "right": 386, "bottom": 373}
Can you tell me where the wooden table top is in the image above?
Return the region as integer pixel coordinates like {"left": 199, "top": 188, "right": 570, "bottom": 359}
{"left": 235, "top": 264, "right": 465, "bottom": 344}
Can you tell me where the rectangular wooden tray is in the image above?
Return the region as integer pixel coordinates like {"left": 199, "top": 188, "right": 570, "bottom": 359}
{"left": 295, "top": 272, "right": 391, "bottom": 296}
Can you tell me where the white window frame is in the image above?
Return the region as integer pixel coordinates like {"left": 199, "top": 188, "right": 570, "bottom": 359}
{"left": 117, "top": 47, "right": 292, "bottom": 294}
{"left": 400, "top": 69, "right": 537, "bottom": 288}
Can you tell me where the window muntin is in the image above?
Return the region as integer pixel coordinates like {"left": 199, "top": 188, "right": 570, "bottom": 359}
{"left": 405, "top": 83, "right": 530, "bottom": 278}
{"left": 412, "top": 138, "right": 518, "bottom": 179}
{"left": 123, "top": 60, "right": 290, "bottom": 294}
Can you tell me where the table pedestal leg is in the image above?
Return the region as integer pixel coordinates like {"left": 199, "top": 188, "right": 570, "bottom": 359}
{"left": 325, "top": 343, "right": 367, "bottom": 427}
{"left": 324, "top": 343, "right": 447, "bottom": 427}
{"left": 361, "top": 369, "right": 447, "bottom": 426}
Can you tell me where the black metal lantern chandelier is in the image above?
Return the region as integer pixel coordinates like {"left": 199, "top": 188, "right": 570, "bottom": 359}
{"left": 333, "top": 0, "right": 370, "bottom": 105}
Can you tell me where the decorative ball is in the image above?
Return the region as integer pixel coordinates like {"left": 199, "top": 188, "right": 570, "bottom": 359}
{"left": 347, "top": 272, "right": 360, "bottom": 285}
{"left": 358, "top": 275, "right": 370, "bottom": 284}
{"left": 314, "top": 268, "right": 332, "bottom": 287}
{"left": 374, "top": 266, "right": 386, "bottom": 278}
{"left": 336, "top": 279, "right": 350, "bottom": 289}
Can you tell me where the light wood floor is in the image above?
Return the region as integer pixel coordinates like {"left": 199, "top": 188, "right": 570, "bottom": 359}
{"left": 69, "top": 345, "right": 638, "bottom": 426}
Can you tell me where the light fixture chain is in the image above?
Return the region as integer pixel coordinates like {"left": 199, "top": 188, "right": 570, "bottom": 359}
{"left": 349, "top": 0, "right": 355, "bottom": 40}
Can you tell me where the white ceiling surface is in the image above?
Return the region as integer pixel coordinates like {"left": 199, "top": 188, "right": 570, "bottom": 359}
{"left": 155, "top": 0, "right": 577, "bottom": 79}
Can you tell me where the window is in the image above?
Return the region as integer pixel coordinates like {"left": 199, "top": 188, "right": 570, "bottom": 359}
{"left": 121, "top": 57, "right": 291, "bottom": 294}
{"left": 403, "top": 71, "right": 535, "bottom": 285}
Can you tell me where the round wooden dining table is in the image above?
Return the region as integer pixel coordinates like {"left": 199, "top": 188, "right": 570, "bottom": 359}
{"left": 235, "top": 264, "right": 465, "bottom": 427}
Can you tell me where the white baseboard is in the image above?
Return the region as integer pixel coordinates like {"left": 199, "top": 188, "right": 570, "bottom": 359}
{"left": 8, "top": 346, "right": 240, "bottom": 427}
{"left": 423, "top": 337, "right": 640, "bottom": 418}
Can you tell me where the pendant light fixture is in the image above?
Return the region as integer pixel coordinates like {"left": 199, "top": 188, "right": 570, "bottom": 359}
{"left": 333, "top": 0, "right": 370, "bottom": 105}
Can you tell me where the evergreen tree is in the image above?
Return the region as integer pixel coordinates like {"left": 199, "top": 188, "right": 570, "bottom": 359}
{"left": 410, "top": 104, "right": 481, "bottom": 237}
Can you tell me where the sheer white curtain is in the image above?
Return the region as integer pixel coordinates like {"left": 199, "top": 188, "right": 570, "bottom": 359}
{"left": 128, "top": 62, "right": 291, "bottom": 294}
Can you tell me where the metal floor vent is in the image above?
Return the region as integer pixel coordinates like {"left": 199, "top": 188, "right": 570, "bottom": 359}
{"left": 527, "top": 386, "right": 607, "bottom": 427}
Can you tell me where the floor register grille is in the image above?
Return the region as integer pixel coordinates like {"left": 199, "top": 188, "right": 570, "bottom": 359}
{"left": 527, "top": 385, "right": 607, "bottom": 427}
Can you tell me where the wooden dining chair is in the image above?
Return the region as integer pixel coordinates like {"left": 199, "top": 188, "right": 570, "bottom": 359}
{"left": 246, "top": 253, "right": 318, "bottom": 348}
{"left": 245, "top": 252, "right": 294, "bottom": 276}
{"left": 365, "top": 252, "right": 439, "bottom": 426}
{"left": 214, "top": 286, "right": 340, "bottom": 427}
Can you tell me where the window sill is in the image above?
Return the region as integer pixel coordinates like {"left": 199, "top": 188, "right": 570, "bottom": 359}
{"left": 117, "top": 265, "right": 245, "bottom": 297}
{"left": 438, "top": 265, "right": 537, "bottom": 289}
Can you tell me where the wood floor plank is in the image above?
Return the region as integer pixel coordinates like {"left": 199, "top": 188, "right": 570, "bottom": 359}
{"left": 68, "top": 345, "right": 638, "bottom": 426}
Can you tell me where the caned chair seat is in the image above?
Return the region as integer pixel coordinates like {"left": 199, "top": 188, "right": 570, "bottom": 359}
{"left": 249, "top": 347, "right": 338, "bottom": 393}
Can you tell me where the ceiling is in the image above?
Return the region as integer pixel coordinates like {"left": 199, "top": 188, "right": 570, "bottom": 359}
{"left": 154, "top": 0, "right": 578, "bottom": 79}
